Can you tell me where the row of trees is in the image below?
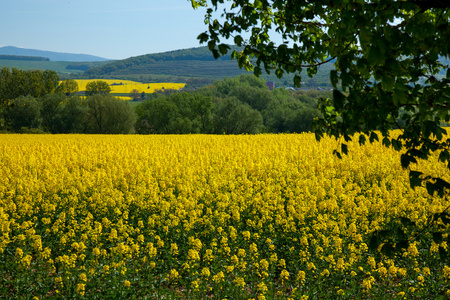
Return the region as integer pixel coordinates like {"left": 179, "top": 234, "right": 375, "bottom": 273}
{"left": 0, "top": 69, "right": 136, "bottom": 134}
{"left": 0, "top": 68, "right": 327, "bottom": 134}
{"left": 2, "top": 93, "right": 136, "bottom": 134}
{"left": 135, "top": 74, "right": 328, "bottom": 134}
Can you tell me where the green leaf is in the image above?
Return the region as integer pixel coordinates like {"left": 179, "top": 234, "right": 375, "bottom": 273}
{"left": 358, "top": 134, "right": 366, "bottom": 146}
{"left": 380, "top": 243, "right": 395, "bottom": 257}
{"left": 441, "top": 213, "right": 450, "bottom": 225}
{"left": 368, "top": 234, "right": 380, "bottom": 251}
{"left": 439, "top": 246, "right": 447, "bottom": 260}
{"left": 198, "top": 32, "right": 209, "bottom": 43}
{"left": 433, "top": 232, "right": 443, "bottom": 243}
{"left": 330, "top": 70, "right": 339, "bottom": 88}
{"left": 381, "top": 78, "right": 394, "bottom": 92}
{"left": 393, "top": 88, "right": 407, "bottom": 106}
{"left": 367, "top": 46, "right": 384, "bottom": 65}
{"left": 391, "top": 139, "right": 402, "bottom": 151}
{"left": 401, "top": 154, "right": 416, "bottom": 169}
{"left": 409, "top": 171, "right": 423, "bottom": 189}
{"left": 341, "top": 143, "right": 348, "bottom": 155}
{"left": 218, "top": 44, "right": 231, "bottom": 55}
{"left": 400, "top": 217, "right": 416, "bottom": 227}
{"left": 234, "top": 35, "right": 244, "bottom": 46}
{"left": 333, "top": 149, "right": 342, "bottom": 159}
{"left": 333, "top": 89, "right": 346, "bottom": 110}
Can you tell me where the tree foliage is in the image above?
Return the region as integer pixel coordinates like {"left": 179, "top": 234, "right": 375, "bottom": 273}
{"left": 190, "top": 0, "right": 450, "bottom": 193}
{"left": 0, "top": 67, "right": 59, "bottom": 105}
{"left": 85, "top": 80, "right": 112, "bottom": 96}
{"left": 135, "top": 74, "right": 321, "bottom": 134}
{"left": 190, "top": 0, "right": 450, "bottom": 260}
{"left": 58, "top": 79, "right": 79, "bottom": 96}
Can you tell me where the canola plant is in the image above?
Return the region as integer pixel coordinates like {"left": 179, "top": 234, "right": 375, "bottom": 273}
{"left": 0, "top": 134, "right": 449, "bottom": 299}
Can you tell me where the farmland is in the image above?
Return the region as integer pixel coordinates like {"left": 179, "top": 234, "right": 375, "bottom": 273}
{"left": 1, "top": 133, "right": 450, "bottom": 299}
{"left": 73, "top": 79, "right": 186, "bottom": 99}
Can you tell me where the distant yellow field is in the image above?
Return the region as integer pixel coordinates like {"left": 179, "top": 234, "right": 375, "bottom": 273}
{"left": 68, "top": 79, "right": 185, "bottom": 98}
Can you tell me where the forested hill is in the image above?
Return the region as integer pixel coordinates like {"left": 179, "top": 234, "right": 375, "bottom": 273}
{"left": 84, "top": 46, "right": 247, "bottom": 78}
{"left": 83, "top": 46, "right": 334, "bottom": 87}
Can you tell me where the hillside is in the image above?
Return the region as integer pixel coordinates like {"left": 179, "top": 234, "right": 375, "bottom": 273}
{"left": 0, "top": 46, "right": 109, "bottom": 62}
{"left": 0, "top": 59, "right": 110, "bottom": 75}
{"left": 84, "top": 46, "right": 334, "bottom": 87}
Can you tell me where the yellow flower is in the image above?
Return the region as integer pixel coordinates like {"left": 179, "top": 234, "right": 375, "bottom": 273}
{"left": 231, "top": 255, "right": 239, "bottom": 265}
{"left": 257, "top": 282, "right": 268, "bottom": 293}
{"left": 201, "top": 267, "right": 210, "bottom": 277}
{"left": 15, "top": 248, "right": 23, "bottom": 259}
{"left": 76, "top": 283, "right": 85, "bottom": 296}
{"left": 320, "top": 269, "right": 330, "bottom": 277}
{"left": 212, "top": 271, "right": 225, "bottom": 283}
{"left": 443, "top": 265, "right": 450, "bottom": 280}
{"left": 92, "top": 247, "right": 101, "bottom": 256}
{"left": 234, "top": 277, "right": 245, "bottom": 290}
{"left": 297, "top": 270, "right": 306, "bottom": 284}
{"left": 237, "top": 248, "right": 246, "bottom": 258}
{"left": 124, "top": 280, "right": 131, "bottom": 287}
{"left": 362, "top": 276, "right": 375, "bottom": 291}
{"left": 280, "top": 269, "right": 290, "bottom": 281}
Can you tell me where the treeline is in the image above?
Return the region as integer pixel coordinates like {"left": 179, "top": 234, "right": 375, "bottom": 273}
{"left": 0, "top": 55, "right": 50, "bottom": 61}
{"left": 1, "top": 92, "right": 136, "bottom": 134}
{"left": 135, "top": 74, "right": 329, "bottom": 134}
{"left": 0, "top": 68, "right": 135, "bottom": 134}
{"left": 0, "top": 67, "right": 329, "bottom": 134}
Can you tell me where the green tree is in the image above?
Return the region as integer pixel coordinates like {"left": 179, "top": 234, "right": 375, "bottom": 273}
{"left": 213, "top": 97, "right": 263, "bottom": 134}
{"left": 191, "top": 0, "right": 450, "bottom": 194}
{"left": 58, "top": 79, "right": 79, "bottom": 96}
{"left": 85, "top": 80, "right": 111, "bottom": 96}
{"left": 60, "top": 95, "right": 89, "bottom": 133}
{"left": 0, "top": 68, "right": 59, "bottom": 104}
{"left": 130, "top": 89, "right": 140, "bottom": 101}
{"left": 5, "top": 95, "right": 42, "bottom": 131}
{"left": 191, "top": 0, "right": 450, "bottom": 259}
{"left": 39, "top": 92, "right": 66, "bottom": 133}
{"left": 86, "top": 94, "right": 136, "bottom": 134}
{"left": 135, "top": 97, "right": 181, "bottom": 134}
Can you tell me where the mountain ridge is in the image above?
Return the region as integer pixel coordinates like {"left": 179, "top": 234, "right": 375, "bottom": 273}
{"left": 0, "top": 46, "right": 110, "bottom": 62}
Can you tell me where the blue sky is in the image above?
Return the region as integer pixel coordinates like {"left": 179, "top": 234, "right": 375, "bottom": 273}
{"left": 0, "top": 0, "right": 210, "bottom": 60}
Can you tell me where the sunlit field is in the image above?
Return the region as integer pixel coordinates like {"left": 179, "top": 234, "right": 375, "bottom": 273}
{"left": 1, "top": 133, "right": 449, "bottom": 299}
{"left": 72, "top": 79, "right": 185, "bottom": 98}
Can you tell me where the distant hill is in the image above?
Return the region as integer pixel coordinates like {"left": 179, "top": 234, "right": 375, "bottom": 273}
{"left": 0, "top": 46, "right": 110, "bottom": 62}
{"left": 0, "top": 54, "right": 49, "bottom": 61}
{"left": 84, "top": 46, "right": 247, "bottom": 78}
{"left": 84, "top": 46, "right": 334, "bottom": 87}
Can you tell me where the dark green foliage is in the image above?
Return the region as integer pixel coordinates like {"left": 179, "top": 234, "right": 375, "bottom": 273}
{"left": 85, "top": 80, "right": 112, "bottom": 96}
{"left": 4, "top": 95, "right": 42, "bottom": 130}
{"left": 58, "top": 79, "right": 79, "bottom": 96}
{"left": 0, "top": 55, "right": 49, "bottom": 61}
{"left": 213, "top": 96, "right": 263, "bottom": 134}
{"left": 0, "top": 67, "right": 59, "bottom": 104}
{"left": 82, "top": 46, "right": 333, "bottom": 88}
{"left": 86, "top": 94, "right": 136, "bottom": 134}
{"left": 39, "top": 92, "right": 67, "bottom": 133}
{"left": 190, "top": 0, "right": 450, "bottom": 264}
{"left": 135, "top": 74, "right": 323, "bottom": 134}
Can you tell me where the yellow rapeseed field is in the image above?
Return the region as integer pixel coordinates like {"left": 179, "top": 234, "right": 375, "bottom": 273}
{"left": 1, "top": 133, "right": 449, "bottom": 299}
{"left": 72, "top": 79, "right": 185, "bottom": 96}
